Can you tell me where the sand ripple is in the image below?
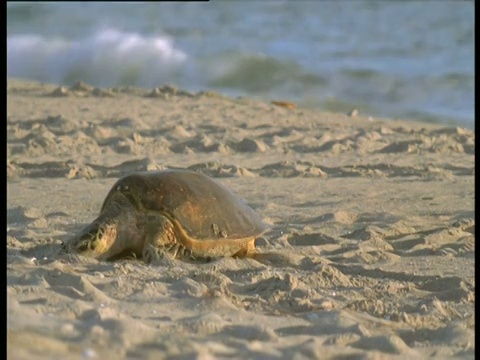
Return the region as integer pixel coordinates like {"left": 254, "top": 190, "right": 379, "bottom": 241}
{"left": 7, "top": 80, "right": 475, "bottom": 359}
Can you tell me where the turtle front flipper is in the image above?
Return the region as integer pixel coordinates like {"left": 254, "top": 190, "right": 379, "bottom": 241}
{"left": 142, "top": 214, "right": 179, "bottom": 263}
{"left": 142, "top": 215, "right": 214, "bottom": 263}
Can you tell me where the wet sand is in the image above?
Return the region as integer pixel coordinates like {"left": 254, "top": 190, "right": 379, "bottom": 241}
{"left": 7, "top": 79, "right": 475, "bottom": 359}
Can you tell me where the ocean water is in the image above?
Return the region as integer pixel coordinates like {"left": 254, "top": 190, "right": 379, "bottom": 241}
{"left": 7, "top": 2, "right": 474, "bottom": 128}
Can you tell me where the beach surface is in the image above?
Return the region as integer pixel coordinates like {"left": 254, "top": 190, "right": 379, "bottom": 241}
{"left": 7, "top": 79, "right": 475, "bottom": 359}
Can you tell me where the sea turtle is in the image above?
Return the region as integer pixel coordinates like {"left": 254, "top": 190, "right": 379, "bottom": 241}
{"left": 66, "top": 169, "right": 269, "bottom": 262}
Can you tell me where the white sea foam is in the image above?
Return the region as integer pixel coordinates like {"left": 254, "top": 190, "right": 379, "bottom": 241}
{"left": 7, "top": 28, "right": 187, "bottom": 87}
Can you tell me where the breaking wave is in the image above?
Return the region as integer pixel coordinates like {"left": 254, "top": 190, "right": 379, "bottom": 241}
{"left": 7, "top": 28, "right": 187, "bottom": 87}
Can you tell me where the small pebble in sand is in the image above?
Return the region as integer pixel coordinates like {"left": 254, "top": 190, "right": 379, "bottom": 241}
{"left": 348, "top": 109, "right": 359, "bottom": 117}
{"left": 51, "top": 86, "right": 69, "bottom": 97}
{"left": 271, "top": 100, "right": 296, "bottom": 110}
{"left": 319, "top": 299, "right": 334, "bottom": 310}
{"left": 82, "top": 348, "right": 97, "bottom": 359}
{"left": 61, "top": 323, "right": 76, "bottom": 335}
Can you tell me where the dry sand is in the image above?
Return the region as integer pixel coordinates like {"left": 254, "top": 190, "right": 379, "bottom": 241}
{"left": 7, "top": 79, "right": 475, "bottom": 359}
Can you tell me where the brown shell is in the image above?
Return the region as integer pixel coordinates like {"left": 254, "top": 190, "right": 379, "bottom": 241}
{"left": 101, "top": 170, "right": 269, "bottom": 240}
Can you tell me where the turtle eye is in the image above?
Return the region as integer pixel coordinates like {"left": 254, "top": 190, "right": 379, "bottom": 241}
{"left": 76, "top": 228, "right": 101, "bottom": 252}
{"left": 77, "top": 242, "right": 89, "bottom": 252}
{"left": 96, "top": 227, "right": 105, "bottom": 241}
{"left": 76, "top": 233, "right": 92, "bottom": 252}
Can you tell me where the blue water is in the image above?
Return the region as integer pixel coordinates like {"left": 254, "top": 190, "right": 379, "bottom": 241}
{"left": 7, "top": 2, "right": 474, "bottom": 128}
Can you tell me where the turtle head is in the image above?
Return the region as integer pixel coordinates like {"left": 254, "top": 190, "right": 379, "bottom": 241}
{"left": 68, "top": 218, "right": 119, "bottom": 260}
{"left": 67, "top": 185, "right": 143, "bottom": 260}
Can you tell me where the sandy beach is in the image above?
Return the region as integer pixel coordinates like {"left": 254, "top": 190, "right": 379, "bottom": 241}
{"left": 7, "top": 79, "right": 475, "bottom": 359}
